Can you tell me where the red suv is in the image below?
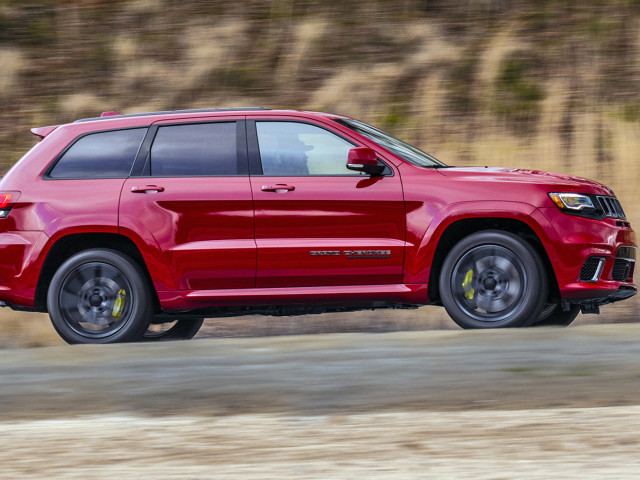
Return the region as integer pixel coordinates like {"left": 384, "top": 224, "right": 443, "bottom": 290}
{"left": 0, "top": 108, "right": 636, "bottom": 343}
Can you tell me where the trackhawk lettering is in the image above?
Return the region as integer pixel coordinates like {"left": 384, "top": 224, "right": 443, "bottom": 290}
{"left": 309, "top": 250, "right": 392, "bottom": 259}
{"left": 343, "top": 250, "right": 391, "bottom": 258}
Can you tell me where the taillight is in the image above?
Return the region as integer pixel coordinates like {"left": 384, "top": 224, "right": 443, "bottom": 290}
{"left": 0, "top": 192, "right": 20, "bottom": 218}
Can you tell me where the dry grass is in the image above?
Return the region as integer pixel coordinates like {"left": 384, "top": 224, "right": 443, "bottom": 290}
{"left": 0, "top": 49, "right": 25, "bottom": 99}
{"left": 1, "top": 3, "right": 639, "bottom": 178}
{"left": 58, "top": 93, "right": 109, "bottom": 119}
{"left": 0, "top": 311, "right": 63, "bottom": 348}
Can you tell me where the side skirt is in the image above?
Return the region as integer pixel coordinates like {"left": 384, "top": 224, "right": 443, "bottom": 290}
{"left": 157, "top": 283, "right": 430, "bottom": 315}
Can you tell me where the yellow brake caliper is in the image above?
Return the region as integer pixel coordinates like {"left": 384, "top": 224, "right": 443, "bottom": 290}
{"left": 112, "top": 289, "right": 127, "bottom": 321}
{"left": 462, "top": 269, "right": 475, "bottom": 300}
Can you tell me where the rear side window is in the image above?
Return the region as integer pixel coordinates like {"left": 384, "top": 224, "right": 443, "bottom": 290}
{"left": 149, "top": 122, "right": 237, "bottom": 176}
{"left": 49, "top": 128, "right": 146, "bottom": 179}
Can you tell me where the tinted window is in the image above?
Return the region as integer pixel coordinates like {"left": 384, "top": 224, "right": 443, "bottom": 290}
{"left": 150, "top": 122, "right": 237, "bottom": 176}
{"left": 49, "top": 128, "right": 146, "bottom": 179}
{"left": 256, "top": 122, "right": 355, "bottom": 176}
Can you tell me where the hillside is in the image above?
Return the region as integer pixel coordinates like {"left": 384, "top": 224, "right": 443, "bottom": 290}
{"left": 1, "top": 0, "right": 639, "bottom": 210}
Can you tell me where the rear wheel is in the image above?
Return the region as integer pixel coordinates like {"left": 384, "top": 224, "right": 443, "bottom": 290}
{"left": 142, "top": 318, "right": 204, "bottom": 341}
{"left": 439, "top": 231, "right": 548, "bottom": 329}
{"left": 47, "top": 249, "right": 153, "bottom": 344}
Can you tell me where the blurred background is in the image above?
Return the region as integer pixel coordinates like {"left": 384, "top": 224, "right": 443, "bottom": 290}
{"left": 1, "top": 7, "right": 640, "bottom": 478}
{"left": 0, "top": 0, "right": 639, "bottom": 345}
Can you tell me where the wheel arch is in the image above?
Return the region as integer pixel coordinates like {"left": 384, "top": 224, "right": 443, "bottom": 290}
{"left": 426, "top": 217, "right": 559, "bottom": 305}
{"left": 34, "top": 232, "right": 160, "bottom": 313}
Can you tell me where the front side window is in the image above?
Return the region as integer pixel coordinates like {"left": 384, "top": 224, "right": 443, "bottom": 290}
{"left": 149, "top": 122, "right": 237, "bottom": 176}
{"left": 49, "top": 128, "right": 146, "bottom": 179}
{"left": 256, "top": 122, "right": 356, "bottom": 176}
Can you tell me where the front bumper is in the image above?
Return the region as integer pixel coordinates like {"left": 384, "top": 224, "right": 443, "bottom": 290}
{"left": 537, "top": 207, "right": 636, "bottom": 302}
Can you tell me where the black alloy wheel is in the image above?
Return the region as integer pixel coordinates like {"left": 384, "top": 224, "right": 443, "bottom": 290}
{"left": 47, "top": 249, "right": 153, "bottom": 344}
{"left": 439, "top": 231, "right": 548, "bottom": 329}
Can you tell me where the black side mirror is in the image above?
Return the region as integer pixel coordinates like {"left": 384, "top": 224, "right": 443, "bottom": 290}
{"left": 346, "top": 147, "right": 385, "bottom": 176}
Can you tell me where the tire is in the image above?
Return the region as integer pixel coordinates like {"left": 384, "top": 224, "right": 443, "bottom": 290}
{"left": 47, "top": 249, "right": 153, "bottom": 344}
{"left": 142, "top": 318, "right": 204, "bottom": 341}
{"left": 439, "top": 230, "right": 548, "bottom": 329}
{"left": 532, "top": 303, "right": 580, "bottom": 327}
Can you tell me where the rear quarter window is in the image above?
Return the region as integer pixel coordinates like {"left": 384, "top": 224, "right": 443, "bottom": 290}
{"left": 48, "top": 128, "right": 146, "bottom": 179}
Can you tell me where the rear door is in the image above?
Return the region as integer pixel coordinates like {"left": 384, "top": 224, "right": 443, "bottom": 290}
{"left": 248, "top": 118, "right": 406, "bottom": 288}
{"left": 119, "top": 118, "right": 255, "bottom": 291}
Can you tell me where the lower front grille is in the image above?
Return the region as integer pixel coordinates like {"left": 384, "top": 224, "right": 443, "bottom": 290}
{"left": 612, "top": 259, "right": 632, "bottom": 282}
{"left": 579, "top": 257, "right": 605, "bottom": 282}
{"left": 612, "top": 247, "right": 636, "bottom": 282}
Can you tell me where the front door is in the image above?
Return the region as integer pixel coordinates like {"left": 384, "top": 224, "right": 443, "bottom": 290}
{"left": 248, "top": 119, "right": 406, "bottom": 288}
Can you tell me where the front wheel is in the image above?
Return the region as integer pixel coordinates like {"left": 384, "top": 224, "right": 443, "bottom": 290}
{"left": 439, "top": 231, "right": 548, "bottom": 329}
{"left": 47, "top": 249, "right": 153, "bottom": 344}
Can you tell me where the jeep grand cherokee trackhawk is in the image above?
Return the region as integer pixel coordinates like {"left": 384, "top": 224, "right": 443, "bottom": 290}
{"left": 0, "top": 108, "right": 636, "bottom": 343}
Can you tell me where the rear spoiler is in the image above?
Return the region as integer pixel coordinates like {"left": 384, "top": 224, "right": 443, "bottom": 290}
{"left": 31, "top": 125, "right": 59, "bottom": 139}
{"left": 31, "top": 113, "right": 118, "bottom": 137}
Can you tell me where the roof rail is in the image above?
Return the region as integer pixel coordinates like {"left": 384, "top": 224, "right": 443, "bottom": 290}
{"left": 74, "top": 107, "right": 272, "bottom": 123}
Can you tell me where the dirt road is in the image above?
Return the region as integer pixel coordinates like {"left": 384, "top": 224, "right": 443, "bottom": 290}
{"left": 1, "top": 323, "right": 640, "bottom": 478}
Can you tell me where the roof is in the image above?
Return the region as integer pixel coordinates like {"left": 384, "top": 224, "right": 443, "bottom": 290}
{"left": 31, "top": 108, "right": 347, "bottom": 139}
{"left": 73, "top": 107, "right": 272, "bottom": 123}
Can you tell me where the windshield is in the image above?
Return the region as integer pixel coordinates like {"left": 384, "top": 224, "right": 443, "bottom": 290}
{"left": 335, "top": 118, "right": 446, "bottom": 168}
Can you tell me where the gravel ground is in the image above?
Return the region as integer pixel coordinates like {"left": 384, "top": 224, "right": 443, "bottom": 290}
{"left": 0, "top": 323, "right": 639, "bottom": 478}
{"left": 1, "top": 407, "right": 639, "bottom": 479}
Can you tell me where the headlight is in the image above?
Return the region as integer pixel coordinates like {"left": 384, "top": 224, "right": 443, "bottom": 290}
{"left": 549, "top": 193, "right": 595, "bottom": 212}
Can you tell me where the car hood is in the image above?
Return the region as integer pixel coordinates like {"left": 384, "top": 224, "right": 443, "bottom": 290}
{"left": 436, "top": 166, "right": 614, "bottom": 196}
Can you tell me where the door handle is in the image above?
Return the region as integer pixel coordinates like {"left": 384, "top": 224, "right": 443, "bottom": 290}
{"left": 131, "top": 185, "right": 165, "bottom": 194}
{"left": 261, "top": 184, "right": 295, "bottom": 193}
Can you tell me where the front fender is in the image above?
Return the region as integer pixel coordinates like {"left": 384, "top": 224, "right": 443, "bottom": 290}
{"left": 403, "top": 200, "right": 561, "bottom": 285}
